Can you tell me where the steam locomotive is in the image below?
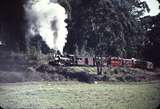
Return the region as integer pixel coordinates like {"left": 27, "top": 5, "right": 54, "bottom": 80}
{"left": 48, "top": 54, "right": 154, "bottom": 70}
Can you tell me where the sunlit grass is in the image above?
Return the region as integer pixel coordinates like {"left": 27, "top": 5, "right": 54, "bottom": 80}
{"left": 65, "top": 66, "right": 97, "bottom": 74}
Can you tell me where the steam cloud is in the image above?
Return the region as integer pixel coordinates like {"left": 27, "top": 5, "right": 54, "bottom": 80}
{"left": 25, "top": 0, "right": 68, "bottom": 53}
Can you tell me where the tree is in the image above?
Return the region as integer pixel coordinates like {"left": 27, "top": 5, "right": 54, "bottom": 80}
{"left": 29, "top": 34, "right": 50, "bottom": 54}
{"left": 142, "top": 0, "right": 160, "bottom": 67}
{"left": 64, "top": 0, "right": 149, "bottom": 59}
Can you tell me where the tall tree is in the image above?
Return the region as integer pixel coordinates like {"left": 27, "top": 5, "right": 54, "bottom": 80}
{"left": 64, "top": 0, "right": 149, "bottom": 58}
{"left": 142, "top": 0, "right": 160, "bottom": 67}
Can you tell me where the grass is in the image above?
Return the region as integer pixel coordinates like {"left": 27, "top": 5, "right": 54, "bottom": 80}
{"left": 65, "top": 66, "right": 97, "bottom": 74}
{"left": 0, "top": 81, "right": 160, "bottom": 109}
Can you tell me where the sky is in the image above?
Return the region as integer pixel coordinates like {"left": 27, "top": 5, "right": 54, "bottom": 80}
{"left": 143, "top": 0, "right": 160, "bottom": 16}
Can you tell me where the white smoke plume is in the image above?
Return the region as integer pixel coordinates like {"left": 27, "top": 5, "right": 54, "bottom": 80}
{"left": 25, "top": 0, "right": 68, "bottom": 53}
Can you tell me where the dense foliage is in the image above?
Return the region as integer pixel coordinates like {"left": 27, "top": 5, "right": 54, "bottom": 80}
{"left": 63, "top": 0, "right": 149, "bottom": 58}
{"left": 29, "top": 34, "right": 50, "bottom": 54}
{"left": 142, "top": 0, "right": 160, "bottom": 66}
{"left": 0, "top": 0, "right": 26, "bottom": 51}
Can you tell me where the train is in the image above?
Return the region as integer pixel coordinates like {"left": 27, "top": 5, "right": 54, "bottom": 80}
{"left": 110, "top": 57, "right": 154, "bottom": 70}
{"left": 48, "top": 54, "right": 154, "bottom": 70}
